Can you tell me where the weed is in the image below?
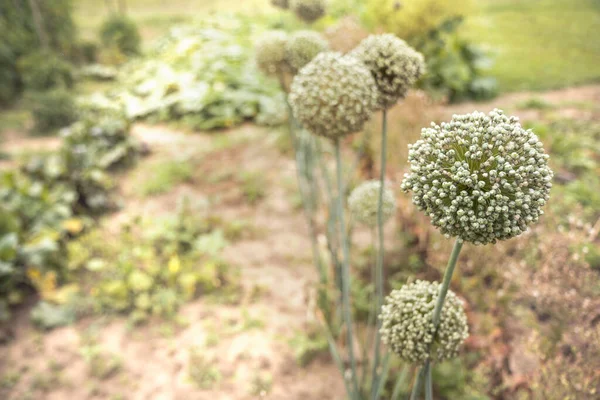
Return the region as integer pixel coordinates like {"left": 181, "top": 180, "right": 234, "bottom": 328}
{"left": 249, "top": 371, "right": 273, "bottom": 397}
{"left": 239, "top": 171, "right": 267, "bottom": 205}
{"left": 188, "top": 347, "right": 221, "bottom": 389}
{"left": 139, "top": 159, "right": 194, "bottom": 196}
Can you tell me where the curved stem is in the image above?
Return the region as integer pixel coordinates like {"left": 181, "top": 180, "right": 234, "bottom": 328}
{"left": 335, "top": 138, "right": 359, "bottom": 397}
{"left": 371, "top": 108, "right": 388, "bottom": 398}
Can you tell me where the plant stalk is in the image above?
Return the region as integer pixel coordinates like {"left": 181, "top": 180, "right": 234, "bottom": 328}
{"left": 335, "top": 138, "right": 359, "bottom": 398}
{"left": 371, "top": 108, "right": 388, "bottom": 398}
{"left": 424, "top": 361, "right": 433, "bottom": 400}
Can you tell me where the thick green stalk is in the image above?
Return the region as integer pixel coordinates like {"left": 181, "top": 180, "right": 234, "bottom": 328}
{"left": 409, "top": 367, "right": 426, "bottom": 400}
{"left": 285, "top": 99, "right": 330, "bottom": 323}
{"left": 432, "top": 239, "right": 463, "bottom": 328}
{"left": 371, "top": 108, "right": 388, "bottom": 398}
{"left": 424, "top": 361, "right": 433, "bottom": 400}
{"left": 408, "top": 238, "right": 464, "bottom": 398}
{"left": 335, "top": 139, "right": 359, "bottom": 398}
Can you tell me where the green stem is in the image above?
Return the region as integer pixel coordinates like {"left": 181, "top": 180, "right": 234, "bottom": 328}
{"left": 431, "top": 239, "right": 463, "bottom": 329}
{"left": 335, "top": 138, "right": 359, "bottom": 398}
{"left": 371, "top": 108, "right": 388, "bottom": 398}
{"left": 424, "top": 361, "right": 433, "bottom": 400}
{"left": 408, "top": 238, "right": 464, "bottom": 399}
{"left": 409, "top": 367, "right": 426, "bottom": 400}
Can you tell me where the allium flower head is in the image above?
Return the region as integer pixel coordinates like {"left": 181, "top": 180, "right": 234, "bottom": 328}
{"left": 348, "top": 180, "right": 396, "bottom": 227}
{"left": 350, "top": 34, "right": 425, "bottom": 110}
{"left": 286, "top": 30, "right": 329, "bottom": 73}
{"left": 289, "top": 52, "right": 378, "bottom": 140}
{"left": 290, "top": 0, "right": 326, "bottom": 23}
{"left": 380, "top": 280, "right": 469, "bottom": 364}
{"left": 271, "top": 0, "right": 289, "bottom": 9}
{"left": 401, "top": 109, "right": 553, "bottom": 245}
{"left": 255, "top": 31, "right": 289, "bottom": 76}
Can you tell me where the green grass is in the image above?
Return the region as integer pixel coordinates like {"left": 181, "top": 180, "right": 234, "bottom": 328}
{"left": 74, "top": 0, "right": 271, "bottom": 42}
{"left": 465, "top": 0, "right": 600, "bottom": 92}
{"left": 139, "top": 159, "right": 194, "bottom": 196}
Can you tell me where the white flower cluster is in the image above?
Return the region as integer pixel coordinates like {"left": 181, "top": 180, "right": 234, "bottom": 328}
{"left": 255, "top": 30, "right": 289, "bottom": 76}
{"left": 290, "top": 0, "right": 326, "bottom": 23}
{"left": 380, "top": 280, "right": 469, "bottom": 364}
{"left": 286, "top": 30, "right": 329, "bottom": 73}
{"left": 350, "top": 34, "right": 425, "bottom": 110}
{"left": 271, "top": 0, "right": 289, "bottom": 9}
{"left": 401, "top": 109, "right": 553, "bottom": 245}
{"left": 289, "top": 52, "right": 378, "bottom": 140}
{"left": 348, "top": 180, "right": 396, "bottom": 227}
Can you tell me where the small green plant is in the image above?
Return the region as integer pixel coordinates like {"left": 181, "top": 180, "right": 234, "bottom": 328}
{"left": 188, "top": 347, "right": 221, "bottom": 389}
{"left": 99, "top": 15, "right": 141, "bottom": 56}
{"left": 249, "top": 371, "right": 273, "bottom": 397}
{"left": 517, "top": 97, "right": 555, "bottom": 110}
{"left": 139, "top": 159, "right": 194, "bottom": 196}
{"left": 288, "top": 327, "right": 329, "bottom": 367}
{"left": 239, "top": 171, "right": 267, "bottom": 205}
{"left": 18, "top": 51, "right": 75, "bottom": 91}
{"left": 29, "top": 89, "right": 78, "bottom": 133}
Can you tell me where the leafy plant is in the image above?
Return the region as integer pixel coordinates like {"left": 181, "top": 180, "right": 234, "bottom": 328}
{"left": 18, "top": 51, "right": 75, "bottom": 91}
{"left": 29, "top": 89, "right": 78, "bottom": 133}
{"left": 415, "top": 17, "right": 497, "bottom": 102}
{"left": 65, "top": 201, "right": 238, "bottom": 323}
{"left": 92, "top": 16, "right": 285, "bottom": 130}
{"left": 99, "top": 15, "right": 141, "bottom": 56}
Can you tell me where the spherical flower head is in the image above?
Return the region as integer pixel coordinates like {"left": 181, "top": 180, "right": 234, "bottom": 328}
{"left": 289, "top": 52, "right": 378, "bottom": 140}
{"left": 380, "top": 280, "right": 469, "bottom": 364}
{"left": 290, "top": 0, "right": 326, "bottom": 23}
{"left": 286, "top": 30, "right": 329, "bottom": 73}
{"left": 350, "top": 34, "right": 425, "bottom": 110}
{"left": 401, "top": 109, "right": 553, "bottom": 245}
{"left": 271, "top": 0, "right": 289, "bottom": 9}
{"left": 255, "top": 31, "right": 289, "bottom": 76}
{"left": 348, "top": 180, "right": 396, "bottom": 227}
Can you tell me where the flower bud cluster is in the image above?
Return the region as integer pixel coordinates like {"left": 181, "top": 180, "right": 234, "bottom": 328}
{"left": 286, "top": 30, "right": 329, "bottom": 73}
{"left": 255, "top": 31, "right": 289, "bottom": 76}
{"left": 380, "top": 280, "right": 469, "bottom": 364}
{"left": 350, "top": 34, "right": 425, "bottom": 110}
{"left": 289, "top": 52, "right": 378, "bottom": 140}
{"left": 401, "top": 109, "right": 553, "bottom": 245}
{"left": 290, "top": 0, "right": 326, "bottom": 23}
{"left": 348, "top": 180, "right": 396, "bottom": 227}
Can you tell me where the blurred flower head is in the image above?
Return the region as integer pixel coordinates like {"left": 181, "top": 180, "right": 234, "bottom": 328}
{"left": 289, "top": 52, "right": 378, "bottom": 140}
{"left": 380, "top": 280, "right": 469, "bottom": 364}
{"left": 401, "top": 109, "right": 553, "bottom": 245}
{"left": 290, "top": 0, "right": 327, "bottom": 23}
{"left": 348, "top": 180, "right": 396, "bottom": 227}
{"left": 350, "top": 34, "right": 425, "bottom": 110}
{"left": 255, "top": 30, "right": 289, "bottom": 76}
{"left": 286, "top": 30, "right": 329, "bottom": 73}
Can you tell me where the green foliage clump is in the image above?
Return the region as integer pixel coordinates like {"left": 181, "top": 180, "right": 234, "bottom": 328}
{"left": 363, "top": 0, "right": 472, "bottom": 41}
{"left": 97, "top": 16, "right": 285, "bottom": 130}
{"left": 0, "top": 171, "right": 75, "bottom": 322}
{"left": 17, "top": 51, "right": 74, "bottom": 91}
{"left": 0, "top": 0, "right": 76, "bottom": 104}
{"left": 66, "top": 205, "right": 237, "bottom": 323}
{"left": 29, "top": 89, "right": 78, "bottom": 133}
{"left": 99, "top": 15, "right": 141, "bottom": 56}
{"left": 24, "top": 114, "right": 138, "bottom": 213}
{"left": 416, "top": 17, "right": 497, "bottom": 102}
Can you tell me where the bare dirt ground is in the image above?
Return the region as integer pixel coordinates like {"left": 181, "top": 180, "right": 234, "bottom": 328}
{"left": 1, "top": 84, "right": 599, "bottom": 400}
